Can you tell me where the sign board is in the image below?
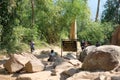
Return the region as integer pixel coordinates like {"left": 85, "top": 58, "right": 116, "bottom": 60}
{"left": 62, "top": 40, "right": 77, "bottom": 52}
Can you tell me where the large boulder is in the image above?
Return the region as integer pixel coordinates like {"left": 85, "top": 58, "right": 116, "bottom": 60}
{"left": 3, "top": 53, "right": 44, "bottom": 73}
{"left": 3, "top": 54, "right": 28, "bottom": 73}
{"left": 3, "top": 57, "right": 24, "bottom": 73}
{"left": 22, "top": 53, "right": 44, "bottom": 72}
{"left": 79, "top": 45, "right": 96, "bottom": 62}
{"left": 82, "top": 45, "right": 120, "bottom": 71}
{"left": 24, "top": 60, "right": 44, "bottom": 73}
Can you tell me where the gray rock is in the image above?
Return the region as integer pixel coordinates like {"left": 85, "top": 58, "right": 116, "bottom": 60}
{"left": 82, "top": 45, "right": 120, "bottom": 71}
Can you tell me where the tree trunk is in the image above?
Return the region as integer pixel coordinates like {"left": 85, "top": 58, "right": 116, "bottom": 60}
{"left": 31, "top": 0, "right": 34, "bottom": 27}
{"left": 95, "top": 0, "right": 100, "bottom": 22}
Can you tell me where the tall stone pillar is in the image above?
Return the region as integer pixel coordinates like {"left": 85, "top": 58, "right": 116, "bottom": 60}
{"left": 70, "top": 19, "right": 77, "bottom": 40}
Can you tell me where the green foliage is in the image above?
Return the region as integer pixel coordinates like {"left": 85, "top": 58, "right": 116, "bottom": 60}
{"left": 13, "top": 25, "right": 38, "bottom": 43}
{"left": 34, "top": 0, "right": 90, "bottom": 44}
{"left": 0, "top": 0, "right": 17, "bottom": 53}
{"left": 101, "top": 0, "right": 120, "bottom": 24}
{"left": 78, "top": 21, "right": 115, "bottom": 44}
{"left": 78, "top": 22, "right": 103, "bottom": 44}
{"left": 22, "top": 27, "right": 38, "bottom": 43}
{"left": 101, "top": 22, "right": 115, "bottom": 44}
{"left": 15, "top": 0, "right": 31, "bottom": 27}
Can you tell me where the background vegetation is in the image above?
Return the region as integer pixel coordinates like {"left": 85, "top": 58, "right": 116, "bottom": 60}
{"left": 0, "top": 0, "right": 120, "bottom": 53}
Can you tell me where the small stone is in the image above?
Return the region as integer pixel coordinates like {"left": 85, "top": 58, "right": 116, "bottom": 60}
{"left": 51, "top": 69, "right": 57, "bottom": 76}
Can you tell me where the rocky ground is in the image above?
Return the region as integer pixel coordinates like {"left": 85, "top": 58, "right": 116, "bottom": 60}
{"left": 0, "top": 46, "right": 120, "bottom": 80}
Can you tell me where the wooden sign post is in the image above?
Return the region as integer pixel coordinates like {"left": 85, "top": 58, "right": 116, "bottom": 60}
{"left": 61, "top": 39, "right": 77, "bottom": 57}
